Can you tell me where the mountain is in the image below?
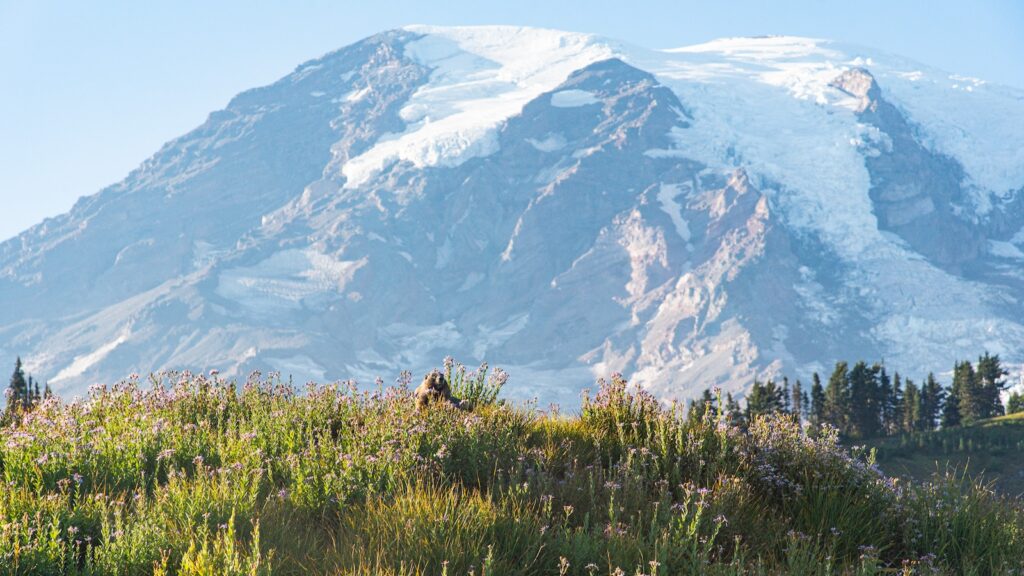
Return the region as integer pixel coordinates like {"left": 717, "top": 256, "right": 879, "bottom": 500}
{"left": 3, "top": 26, "right": 1024, "bottom": 405}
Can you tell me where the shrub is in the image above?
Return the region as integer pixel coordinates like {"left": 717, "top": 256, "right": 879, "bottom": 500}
{"left": 445, "top": 358, "right": 508, "bottom": 408}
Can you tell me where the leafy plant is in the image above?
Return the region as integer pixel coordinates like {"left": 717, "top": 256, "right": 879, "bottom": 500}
{"left": 445, "top": 357, "right": 508, "bottom": 408}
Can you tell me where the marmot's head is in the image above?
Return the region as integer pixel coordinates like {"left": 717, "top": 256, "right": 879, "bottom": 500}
{"left": 424, "top": 371, "right": 449, "bottom": 393}
{"left": 415, "top": 370, "right": 452, "bottom": 409}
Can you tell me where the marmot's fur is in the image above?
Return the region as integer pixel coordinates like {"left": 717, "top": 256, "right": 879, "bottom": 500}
{"left": 414, "top": 371, "right": 461, "bottom": 409}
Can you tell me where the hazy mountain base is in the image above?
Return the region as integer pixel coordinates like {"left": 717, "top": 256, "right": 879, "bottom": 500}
{"left": 1, "top": 372, "right": 1021, "bottom": 575}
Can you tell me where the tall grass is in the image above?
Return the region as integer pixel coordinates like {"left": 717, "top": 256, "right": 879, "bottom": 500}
{"left": 0, "top": 370, "right": 1020, "bottom": 575}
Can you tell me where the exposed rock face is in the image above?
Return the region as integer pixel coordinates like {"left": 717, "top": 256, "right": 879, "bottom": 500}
{"left": 2, "top": 27, "right": 1024, "bottom": 405}
{"left": 833, "top": 68, "right": 983, "bottom": 269}
{"left": 831, "top": 68, "right": 882, "bottom": 113}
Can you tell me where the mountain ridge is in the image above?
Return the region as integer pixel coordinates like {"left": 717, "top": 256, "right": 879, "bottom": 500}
{"left": 3, "top": 26, "right": 1024, "bottom": 405}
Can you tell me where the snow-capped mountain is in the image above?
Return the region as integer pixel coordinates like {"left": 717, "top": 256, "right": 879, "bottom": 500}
{"left": 4, "top": 26, "right": 1024, "bottom": 405}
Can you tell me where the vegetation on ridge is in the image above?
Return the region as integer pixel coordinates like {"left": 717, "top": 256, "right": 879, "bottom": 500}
{"left": 688, "top": 353, "right": 1019, "bottom": 443}
{"left": 869, "top": 410, "right": 1024, "bottom": 497}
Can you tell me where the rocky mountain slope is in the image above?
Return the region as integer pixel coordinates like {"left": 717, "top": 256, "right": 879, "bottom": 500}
{"left": 3, "top": 26, "right": 1024, "bottom": 404}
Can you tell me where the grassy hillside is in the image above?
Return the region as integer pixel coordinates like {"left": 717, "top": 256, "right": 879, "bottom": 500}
{"left": 871, "top": 412, "right": 1024, "bottom": 497}
{"left": 1, "top": 370, "right": 1022, "bottom": 575}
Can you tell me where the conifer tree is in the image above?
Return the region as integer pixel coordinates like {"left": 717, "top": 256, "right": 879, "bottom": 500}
{"left": 876, "top": 367, "right": 894, "bottom": 434}
{"left": 952, "top": 360, "right": 984, "bottom": 425}
{"left": 809, "top": 372, "right": 826, "bottom": 428}
{"left": 7, "top": 357, "right": 28, "bottom": 412}
{"left": 941, "top": 380, "right": 962, "bottom": 429}
{"left": 901, "top": 378, "right": 921, "bottom": 433}
{"left": 745, "top": 379, "right": 785, "bottom": 421}
{"left": 1008, "top": 391, "right": 1024, "bottom": 415}
{"left": 791, "top": 379, "right": 804, "bottom": 422}
{"left": 845, "top": 362, "right": 883, "bottom": 438}
{"left": 700, "top": 388, "right": 717, "bottom": 417}
{"left": 824, "top": 362, "right": 850, "bottom": 435}
{"left": 975, "top": 352, "right": 1008, "bottom": 419}
{"left": 688, "top": 388, "right": 717, "bottom": 421}
{"left": 725, "top": 392, "right": 744, "bottom": 426}
{"left": 920, "top": 373, "right": 944, "bottom": 431}
{"left": 890, "top": 372, "right": 904, "bottom": 435}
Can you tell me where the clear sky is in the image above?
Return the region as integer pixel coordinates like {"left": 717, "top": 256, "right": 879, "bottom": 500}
{"left": 1, "top": 0, "right": 1021, "bottom": 243}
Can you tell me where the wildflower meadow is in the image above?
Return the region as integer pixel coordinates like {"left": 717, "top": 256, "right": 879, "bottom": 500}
{"left": 0, "top": 362, "right": 1021, "bottom": 575}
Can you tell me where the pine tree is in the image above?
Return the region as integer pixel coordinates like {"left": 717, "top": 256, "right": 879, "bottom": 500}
{"left": 877, "top": 366, "right": 894, "bottom": 435}
{"left": 809, "top": 372, "right": 826, "bottom": 428}
{"left": 901, "top": 378, "right": 921, "bottom": 433}
{"left": 952, "top": 360, "right": 983, "bottom": 425}
{"left": 725, "top": 392, "right": 744, "bottom": 426}
{"left": 920, "top": 373, "right": 945, "bottom": 431}
{"left": 941, "top": 380, "right": 962, "bottom": 429}
{"left": 7, "top": 357, "right": 28, "bottom": 412}
{"left": 890, "top": 372, "right": 904, "bottom": 435}
{"left": 824, "top": 362, "right": 851, "bottom": 435}
{"left": 846, "top": 362, "right": 883, "bottom": 438}
{"left": 745, "top": 379, "right": 785, "bottom": 421}
{"left": 791, "top": 379, "right": 804, "bottom": 422}
{"left": 699, "top": 388, "right": 717, "bottom": 417}
{"left": 1008, "top": 391, "right": 1024, "bottom": 415}
{"left": 689, "top": 388, "right": 717, "bottom": 421}
{"left": 975, "top": 353, "right": 1008, "bottom": 419}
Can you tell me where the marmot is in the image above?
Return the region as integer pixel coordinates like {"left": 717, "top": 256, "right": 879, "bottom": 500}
{"left": 414, "top": 371, "right": 462, "bottom": 409}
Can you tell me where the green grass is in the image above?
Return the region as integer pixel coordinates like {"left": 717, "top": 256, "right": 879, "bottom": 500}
{"left": 870, "top": 412, "right": 1024, "bottom": 498}
{"left": 986, "top": 411, "right": 1024, "bottom": 424}
{"left": 1, "top": 369, "right": 1022, "bottom": 575}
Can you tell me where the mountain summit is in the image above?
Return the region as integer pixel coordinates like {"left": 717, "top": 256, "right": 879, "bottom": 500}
{"left": 4, "top": 26, "right": 1024, "bottom": 404}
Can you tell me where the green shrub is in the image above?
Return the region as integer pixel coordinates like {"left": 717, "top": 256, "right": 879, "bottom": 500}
{"left": 445, "top": 358, "right": 507, "bottom": 408}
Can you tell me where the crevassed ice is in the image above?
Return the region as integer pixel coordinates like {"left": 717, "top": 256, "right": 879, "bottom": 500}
{"left": 340, "top": 26, "right": 616, "bottom": 188}
{"left": 860, "top": 54, "right": 1024, "bottom": 206}
{"left": 632, "top": 36, "right": 1021, "bottom": 259}
{"left": 649, "top": 36, "right": 1024, "bottom": 218}
{"left": 629, "top": 37, "right": 882, "bottom": 260}
{"left": 340, "top": 27, "right": 1024, "bottom": 259}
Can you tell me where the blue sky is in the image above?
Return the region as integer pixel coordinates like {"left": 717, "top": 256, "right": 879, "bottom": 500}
{"left": 1, "top": 0, "right": 1021, "bottom": 243}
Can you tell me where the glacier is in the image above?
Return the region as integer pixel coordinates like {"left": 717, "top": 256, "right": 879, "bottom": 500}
{"left": 2, "top": 26, "right": 1023, "bottom": 405}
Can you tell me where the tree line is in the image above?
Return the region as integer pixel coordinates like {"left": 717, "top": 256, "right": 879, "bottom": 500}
{"left": 5, "top": 353, "right": 1023, "bottom": 437}
{"left": 3, "top": 357, "right": 51, "bottom": 417}
{"left": 691, "top": 352, "right": 1024, "bottom": 439}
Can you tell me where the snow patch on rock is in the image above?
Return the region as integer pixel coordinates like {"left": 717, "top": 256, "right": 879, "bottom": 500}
{"left": 526, "top": 132, "right": 568, "bottom": 152}
{"left": 657, "top": 183, "right": 692, "bottom": 242}
{"left": 217, "top": 249, "right": 366, "bottom": 313}
{"left": 51, "top": 327, "right": 131, "bottom": 384}
{"left": 550, "top": 89, "right": 600, "bottom": 107}
{"left": 989, "top": 240, "right": 1024, "bottom": 260}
